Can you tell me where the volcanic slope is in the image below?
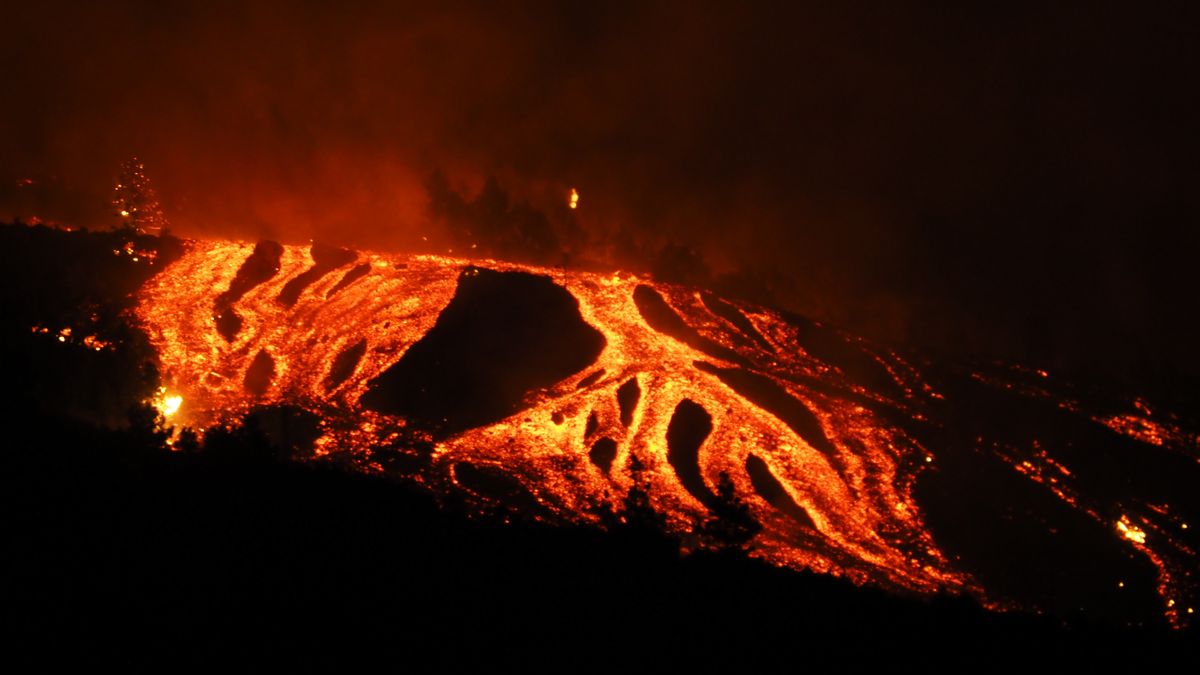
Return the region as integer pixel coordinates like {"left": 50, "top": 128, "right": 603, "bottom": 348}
{"left": 137, "top": 239, "right": 1200, "bottom": 629}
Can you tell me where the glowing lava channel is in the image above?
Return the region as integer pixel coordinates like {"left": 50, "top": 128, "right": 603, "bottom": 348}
{"left": 137, "top": 239, "right": 967, "bottom": 597}
{"left": 135, "top": 239, "right": 1198, "bottom": 624}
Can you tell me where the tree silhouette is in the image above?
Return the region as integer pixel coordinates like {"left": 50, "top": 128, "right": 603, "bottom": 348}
{"left": 701, "top": 470, "right": 761, "bottom": 548}
{"left": 112, "top": 157, "right": 169, "bottom": 234}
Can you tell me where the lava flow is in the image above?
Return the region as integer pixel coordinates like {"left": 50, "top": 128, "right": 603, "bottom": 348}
{"left": 135, "top": 238, "right": 1199, "bottom": 627}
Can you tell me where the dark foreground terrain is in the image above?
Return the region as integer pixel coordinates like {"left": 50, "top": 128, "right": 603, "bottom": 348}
{"left": 2, "top": 223, "right": 1196, "bottom": 669}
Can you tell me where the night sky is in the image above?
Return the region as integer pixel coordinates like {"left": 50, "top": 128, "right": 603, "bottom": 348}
{"left": 4, "top": 1, "right": 1197, "bottom": 385}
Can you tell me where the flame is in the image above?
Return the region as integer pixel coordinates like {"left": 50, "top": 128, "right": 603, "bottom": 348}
{"left": 568, "top": 188, "right": 579, "bottom": 209}
{"left": 153, "top": 388, "right": 183, "bottom": 418}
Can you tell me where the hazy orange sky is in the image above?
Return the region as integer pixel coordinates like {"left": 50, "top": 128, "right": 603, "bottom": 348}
{"left": 4, "top": 1, "right": 1198, "bottom": 381}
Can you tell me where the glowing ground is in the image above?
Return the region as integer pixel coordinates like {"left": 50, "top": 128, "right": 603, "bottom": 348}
{"left": 135, "top": 239, "right": 1198, "bottom": 627}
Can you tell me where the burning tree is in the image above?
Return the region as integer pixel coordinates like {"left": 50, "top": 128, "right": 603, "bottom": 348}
{"left": 112, "top": 157, "right": 168, "bottom": 234}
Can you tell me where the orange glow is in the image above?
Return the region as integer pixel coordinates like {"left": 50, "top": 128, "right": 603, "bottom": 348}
{"left": 161, "top": 395, "right": 183, "bottom": 417}
{"left": 81, "top": 335, "right": 111, "bottom": 351}
{"left": 1102, "top": 413, "right": 1171, "bottom": 448}
{"left": 135, "top": 239, "right": 968, "bottom": 598}
{"left": 1117, "top": 515, "right": 1147, "bottom": 545}
{"left": 568, "top": 187, "right": 579, "bottom": 209}
{"left": 152, "top": 387, "right": 183, "bottom": 418}
{"left": 133, "top": 238, "right": 1198, "bottom": 628}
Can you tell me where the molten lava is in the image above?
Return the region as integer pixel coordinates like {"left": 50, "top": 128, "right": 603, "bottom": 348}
{"left": 135, "top": 238, "right": 1199, "bottom": 627}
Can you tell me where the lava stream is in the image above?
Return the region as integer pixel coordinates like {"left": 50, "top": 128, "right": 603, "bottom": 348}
{"left": 136, "top": 239, "right": 1200, "bottom": 625}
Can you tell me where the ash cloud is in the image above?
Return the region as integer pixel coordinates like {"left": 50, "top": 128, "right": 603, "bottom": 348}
{"left": 3, "top": 1, "right": 1198, "bottom": 385}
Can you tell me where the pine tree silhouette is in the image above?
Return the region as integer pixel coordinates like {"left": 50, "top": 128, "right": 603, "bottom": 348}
{"left": 112, "top": 157, "right": 168, "bottom": 234}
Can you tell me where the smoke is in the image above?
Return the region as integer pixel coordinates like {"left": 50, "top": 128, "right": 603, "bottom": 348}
{"left": 3, "top": 1, "right": 1198, "bottom": 384}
